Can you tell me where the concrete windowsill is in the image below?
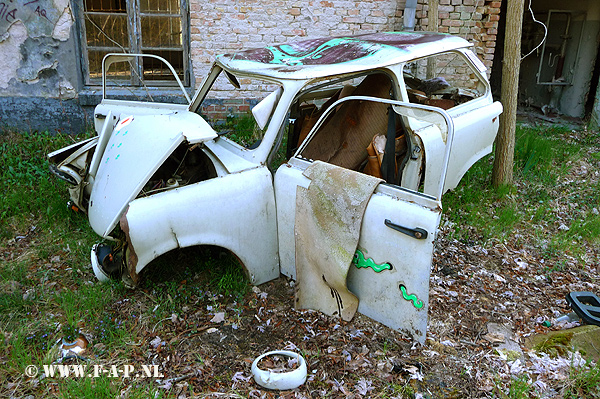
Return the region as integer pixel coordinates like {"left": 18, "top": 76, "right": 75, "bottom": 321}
{"left": 79, "top": 87, "right": 194, "bottom": 107}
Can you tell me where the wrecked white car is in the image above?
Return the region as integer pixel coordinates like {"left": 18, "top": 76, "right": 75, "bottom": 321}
{"left": 49, "top": 32, "right": 502, "bottom": 342}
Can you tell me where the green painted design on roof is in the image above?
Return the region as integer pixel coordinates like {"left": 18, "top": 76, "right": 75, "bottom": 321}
{"left": 216, "top": 32, "right": 471, "bottom": 80}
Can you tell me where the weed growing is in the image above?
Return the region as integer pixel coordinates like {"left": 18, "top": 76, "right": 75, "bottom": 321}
{"left": 211, "top": 113, "right": 263, "bottom": 148}
{"left": 563, "top": 361, "right": 600, "bottom": 398}
{"left": 1, "top": 132, "right": 81, "bottom": 233}
{"left": 1, "top": 124, "right": 598, "bottom": 397}
{"left": 507, "top": 374, "right": 533, "bottom": 399}
{"left": 0, "top": 132, "right": 251, "bottom": 396}
{"left": 442, "top": 123, "right": 598, "bottom": 263}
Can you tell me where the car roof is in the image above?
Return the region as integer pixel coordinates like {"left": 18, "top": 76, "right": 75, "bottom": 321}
{"left": 216, "top": 31, "right": 472, "bottom": 81}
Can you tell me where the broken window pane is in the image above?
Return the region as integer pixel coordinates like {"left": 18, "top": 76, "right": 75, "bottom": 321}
{"left": 81, "top": 0, "right": 187, "bottom": 87}
{"left": 140, "top": 0, "right": 180, "bottom": 14}
{"left": 88, "top": 50, "right": 132, "bottom": 80}
{"left": 142, "top": 50, "right": 184, "bottom": 81}
{"left": 140, "top": 16, "right": 182, "bottom": 48}
{"left": 84, "top": 14, "right": 129, "bottom": 48}
{"left": 84, "top": 0, "right": 127, "bottom": 12}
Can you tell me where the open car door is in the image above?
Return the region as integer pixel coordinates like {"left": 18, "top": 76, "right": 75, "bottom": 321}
{"left": 275, "top": 98, "right": 454, "bottom": 342}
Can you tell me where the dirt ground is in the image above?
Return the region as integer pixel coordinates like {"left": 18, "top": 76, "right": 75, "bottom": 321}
{"left": 75, "top": 220, "right": 597, "bottom": 398}
{"left": 2, "top": 120, "right": 599, "bottom": 398}
{"left": 4, "top": 215, "right": 599, "bottom": 398}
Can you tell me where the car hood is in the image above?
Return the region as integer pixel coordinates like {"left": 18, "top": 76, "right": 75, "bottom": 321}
{"left": 89, "top": 111, "right": 217, "bottom": 237}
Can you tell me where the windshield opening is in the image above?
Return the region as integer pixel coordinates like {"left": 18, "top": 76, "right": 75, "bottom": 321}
{"left": 195, "top": 71, "right": 283, "bottom": 149}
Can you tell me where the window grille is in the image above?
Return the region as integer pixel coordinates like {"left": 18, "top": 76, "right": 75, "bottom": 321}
{"left": 80, "top": 0, "right": 189, "bottom": 86}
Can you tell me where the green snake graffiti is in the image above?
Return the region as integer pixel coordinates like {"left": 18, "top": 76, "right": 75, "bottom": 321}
{"left": 399, "top": 284, "right": 423, "bottom": 309}
{"left": 351, "top": 250, "right": 422, "bottom": 309}
{"left": 352, "top": 250, "right": 391, "bottom": 273}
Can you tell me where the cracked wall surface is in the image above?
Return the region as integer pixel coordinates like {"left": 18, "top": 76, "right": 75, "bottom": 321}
{"left": 3, "top": 0, "right": 598, "bottom": 134}
{"left": 0, "top": 0, "right": 84, "bottom": 133}
{"left": 0, "top": 0, "right": 75, "bottom": 94}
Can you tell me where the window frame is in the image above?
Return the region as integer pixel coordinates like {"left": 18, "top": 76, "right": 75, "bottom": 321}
{"left": 401, "top": 49, "right": 489, "bottom": 111}
{"left": 76, "top": 0, "right": 191, "bottom": 88}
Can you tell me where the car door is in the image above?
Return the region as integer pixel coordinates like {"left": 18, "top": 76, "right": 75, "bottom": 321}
{"left": 401, "top": 49, "right": 503, "bottom": 195}
{"left": 275, "top": 98, "right": 454, "bottom": 342}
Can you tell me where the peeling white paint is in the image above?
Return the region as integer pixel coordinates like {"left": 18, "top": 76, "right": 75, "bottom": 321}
{"left": 53, "top": 0, "right": 70, "bottom": 11}
{"left": 0, "top": 22, "right": 27, "bottom": 89}
{"left": 59, "top": 78, "right": 76, "bottom": 99}
{"left": 0, "top": 1, "right": 76, "bottom": 99}
{"left": 0, "top": 0, "right": 70, "bottom": 38}
{"left": 52, "top": 5, "right": 73, "bottom": 41}
{"left": 18, "top": 55, "right": 58, "bottom": 83}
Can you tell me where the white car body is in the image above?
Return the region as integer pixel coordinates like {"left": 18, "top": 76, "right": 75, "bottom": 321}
{"left": 49, "top": 32, "right": 502, "bottom": 342}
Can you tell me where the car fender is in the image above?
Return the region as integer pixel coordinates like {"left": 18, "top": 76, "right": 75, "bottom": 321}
{"left": 120, "top": 166, "right": 279, "bottom": 285}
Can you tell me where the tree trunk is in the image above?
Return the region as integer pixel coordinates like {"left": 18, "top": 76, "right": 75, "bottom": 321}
{"left": 426, "top": 0, "right": 439, "bottom": 79}
{"left": 492, "top": 0, "right": 525, "bottom": 188}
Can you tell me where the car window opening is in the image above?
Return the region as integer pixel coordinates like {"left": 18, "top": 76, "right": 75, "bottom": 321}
{"left": 404, "top": 51, "right": 485, "bottom": 110}
{"left": 196, "top": 72, "right": 282, "bottom": 150}
{"left": 290, "top": 73, "right": 411, "bottom": 184}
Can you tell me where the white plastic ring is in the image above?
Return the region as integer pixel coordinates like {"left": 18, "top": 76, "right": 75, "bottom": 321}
{"left": 90, "top": 244, "right": 111, "bottom": 283}
{"left": 251, "top": 350, "right": 307, "bottom": 390}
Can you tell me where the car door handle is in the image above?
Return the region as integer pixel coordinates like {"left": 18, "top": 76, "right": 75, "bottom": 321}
{"left": 384, "top": 219, "right": 428, "bottom": 240}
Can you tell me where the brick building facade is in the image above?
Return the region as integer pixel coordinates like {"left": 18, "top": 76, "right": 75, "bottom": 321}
{"left": 188, "top": 0, "right": 406, "bottom": 88}
{"left": 188, "top": 0, "right": 503, "bottom": 88}
{"left": 416, "top": 0, "right": 501, "bottom": 71}
{"left": 0, "top": 0, "right": 506, "bottom": 133}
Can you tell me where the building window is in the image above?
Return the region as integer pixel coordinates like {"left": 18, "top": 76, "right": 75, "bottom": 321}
{"left": 80, "top": 0, "right": 189, "bottom": 86}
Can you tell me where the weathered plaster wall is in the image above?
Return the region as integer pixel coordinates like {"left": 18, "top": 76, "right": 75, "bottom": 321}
{"left": 0, "top": 0, "right": 85, "bottom": 133}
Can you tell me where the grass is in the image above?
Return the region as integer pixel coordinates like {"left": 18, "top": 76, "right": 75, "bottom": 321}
{"left": 1, "top": 132, "right": 79, "bottom": 233}
{"left": 442, "top": 124, "right": 599, "bottom": 262}
{"left": 563, "top": 361, "right": 600, "bottom": 398}
{"left": 0, "top": 123, "right": 598, "bottom": 397}
{"left": 209, "top": 113, "right": 290, "bottom": 170}
{"left": 0, "top": 130, "right": 250, "bottom": 397}
{"left": 506, "top": 375, "right": 533, "bottom": 399}
{"left": 210, "top": 113, "right": 263, "bottom": 148}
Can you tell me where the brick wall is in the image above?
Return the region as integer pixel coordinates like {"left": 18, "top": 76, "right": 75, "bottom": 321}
{"left": 189, "top": 0, "right": 502, "bottom": 103}
{"left": 189, "top": 0, "right": 405, "bottom": 90}
{"left": 416, "top": 0, "right": 502, "bottom": 74}
{"left": 200, "top": 98, "right": 258, "bottom": 124}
